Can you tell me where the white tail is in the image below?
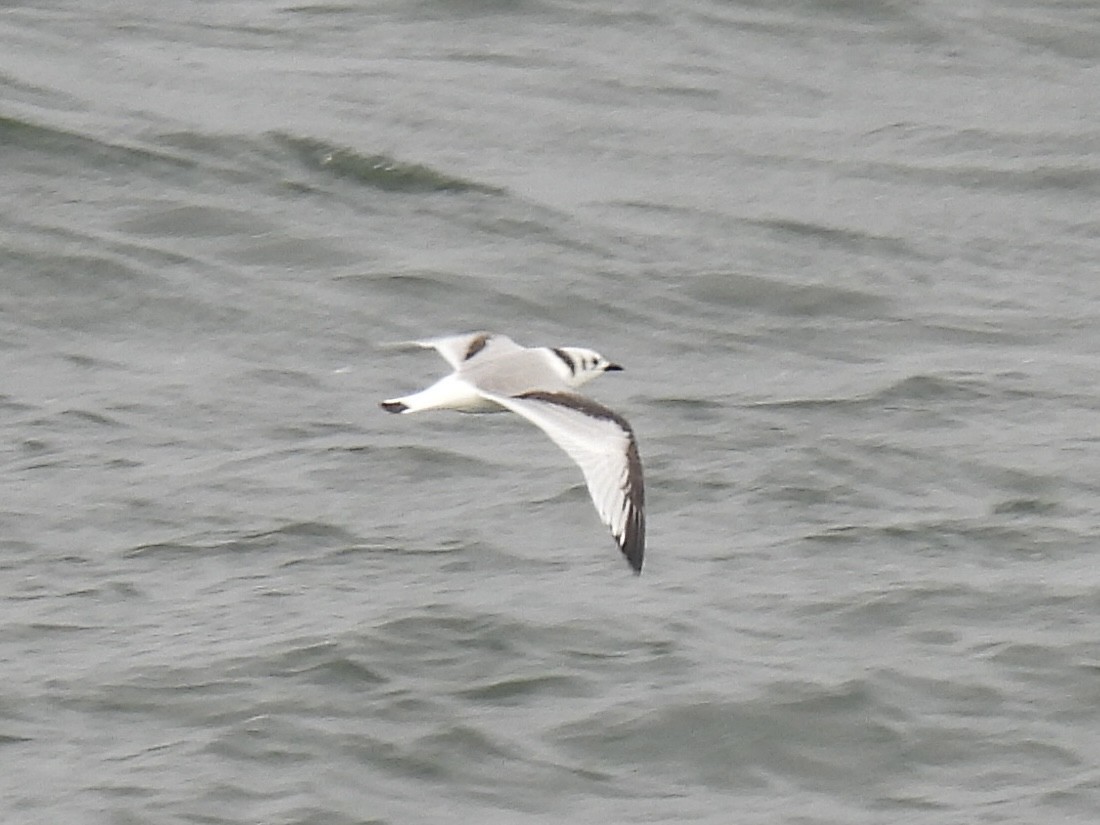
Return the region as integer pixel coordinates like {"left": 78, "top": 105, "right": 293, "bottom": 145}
{"left": 380, "top": 374, "right": 499, "bottom": 415}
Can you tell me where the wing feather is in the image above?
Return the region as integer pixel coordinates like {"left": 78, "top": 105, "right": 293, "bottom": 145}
{"left": 410, "top": 332, "right": 523, "bottom": 369}
{"left": 479, "top": 389, "right": 645, "bottom": 573}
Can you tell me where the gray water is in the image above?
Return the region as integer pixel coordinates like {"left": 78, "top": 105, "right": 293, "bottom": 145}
{"left": 3, "top": 1, "right": 1100, "bottom": 823}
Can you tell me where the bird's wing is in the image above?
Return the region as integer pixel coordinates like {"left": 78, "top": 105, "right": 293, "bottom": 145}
{"left": 478, "top": 389, "right": 645, "bottom": 573}
{"left": 396, "top": 332, "right": 523, "bottom": 370}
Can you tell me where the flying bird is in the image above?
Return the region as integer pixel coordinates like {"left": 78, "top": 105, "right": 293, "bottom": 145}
{"left": 380, "top": 332, "right": 645, "bottom": 573}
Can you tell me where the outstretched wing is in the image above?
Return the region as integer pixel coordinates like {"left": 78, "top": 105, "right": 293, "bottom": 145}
{"left": 398, "top": 332, "right": 523, "bottom": 370}
{"left": 478, "top": 389, "right": 645, "bottom": 573}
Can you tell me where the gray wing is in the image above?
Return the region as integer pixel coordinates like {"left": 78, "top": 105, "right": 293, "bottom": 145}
{"left": 405, "top": 332, "right": 523, "bottom": 370}
{"left": 478, "top": 389, "right": 645, "bottom": 573}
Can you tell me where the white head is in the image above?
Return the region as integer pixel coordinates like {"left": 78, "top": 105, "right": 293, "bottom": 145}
{"left": 549, "top": 346, "right": 623, "bottom": 388}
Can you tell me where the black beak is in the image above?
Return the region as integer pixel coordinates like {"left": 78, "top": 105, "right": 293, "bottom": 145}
{"left": 606, "top": 363, "right": 623, "bottom": 371}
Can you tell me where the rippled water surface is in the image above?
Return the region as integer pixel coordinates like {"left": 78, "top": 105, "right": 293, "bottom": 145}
{"left": 3, "top": 2, "right": 1100, "bottom": 823}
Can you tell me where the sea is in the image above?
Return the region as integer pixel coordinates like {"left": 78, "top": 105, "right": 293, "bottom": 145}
{"left": 2, "top": 1, "right": 1099, "bottom": 823}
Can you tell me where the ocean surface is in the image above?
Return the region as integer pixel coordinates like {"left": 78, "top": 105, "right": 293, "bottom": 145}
{"left": 3, "top": 1, "right": 1100, "bottom": 823}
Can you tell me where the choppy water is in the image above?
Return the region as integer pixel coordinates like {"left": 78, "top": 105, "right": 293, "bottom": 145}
{"left": 3, "top": 1, "right": 1100, "bottom": 823}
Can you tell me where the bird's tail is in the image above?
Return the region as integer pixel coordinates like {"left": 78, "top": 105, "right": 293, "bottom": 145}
{"left": 380, "top": 397, "right": 411, "bottom": 414}
{"left": 380, "top": 375, "right": 495, "bottom": 415}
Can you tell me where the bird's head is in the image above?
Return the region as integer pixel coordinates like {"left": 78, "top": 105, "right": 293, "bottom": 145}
{"left": 552, "top": 346, "right": 623, "bottom": 388}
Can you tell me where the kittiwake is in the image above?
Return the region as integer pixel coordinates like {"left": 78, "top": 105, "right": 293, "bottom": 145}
{"left": 380, "top": 332, "right": 645, "bottom": 573}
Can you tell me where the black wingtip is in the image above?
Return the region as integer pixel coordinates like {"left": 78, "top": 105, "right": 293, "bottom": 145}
{"left": 380, "top": 400, "right": 408, "bottom": 414}
{"left": 621, "top": 535, "right": 644, "bottom": 574}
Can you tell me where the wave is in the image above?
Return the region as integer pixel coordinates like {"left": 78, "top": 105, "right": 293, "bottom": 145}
{"left": 273, "top": 133, "right": 502, "bottom": 195}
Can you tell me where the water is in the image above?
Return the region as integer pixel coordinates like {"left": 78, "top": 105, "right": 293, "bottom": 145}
{"left": 3, "top": 1, "right": 1100, "bottom": 822}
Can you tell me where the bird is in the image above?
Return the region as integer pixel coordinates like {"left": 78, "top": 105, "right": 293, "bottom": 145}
{"left": 380, "top": 332, "right": 645, "bottom": 573}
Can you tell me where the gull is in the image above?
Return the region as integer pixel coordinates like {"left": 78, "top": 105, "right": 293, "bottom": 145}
{"left": 380, "top": 332, "right": 645, "bottom": 573}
